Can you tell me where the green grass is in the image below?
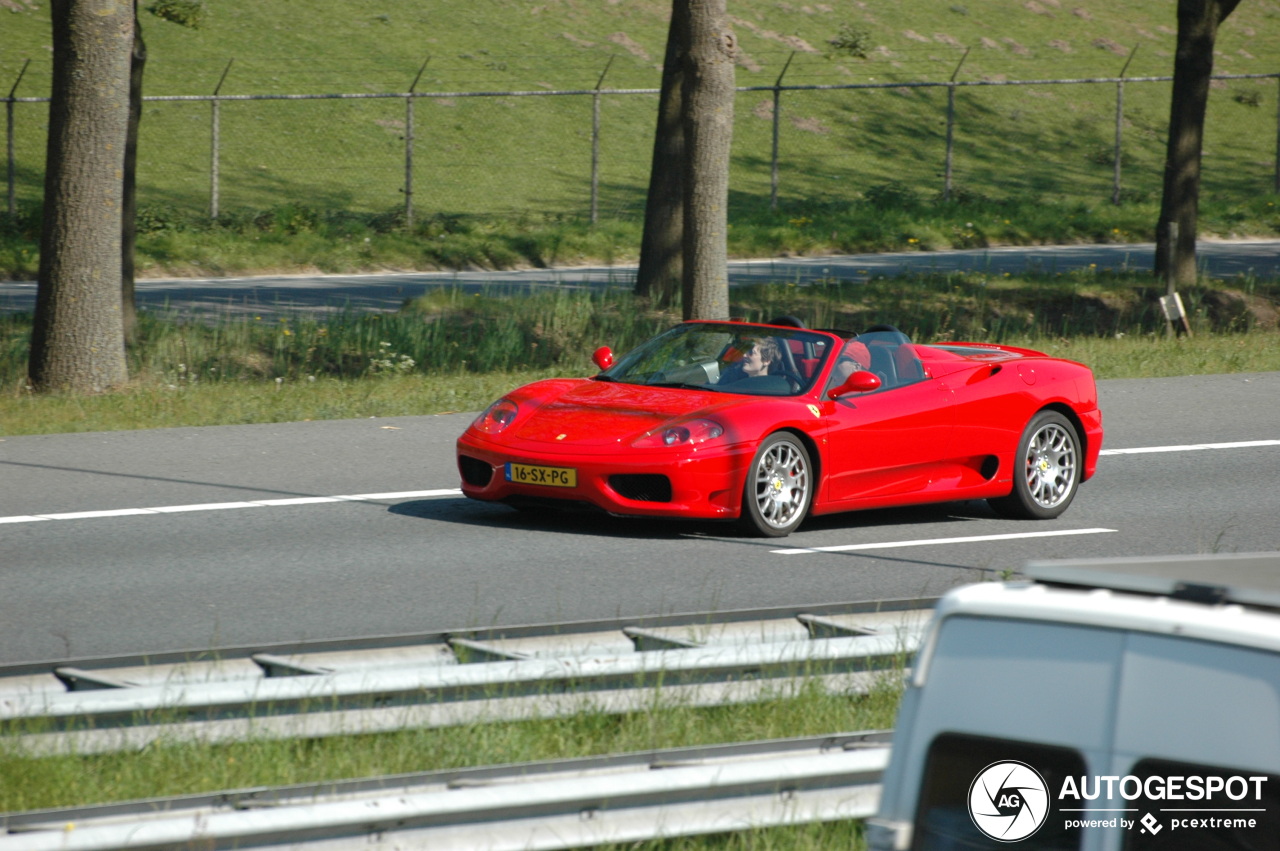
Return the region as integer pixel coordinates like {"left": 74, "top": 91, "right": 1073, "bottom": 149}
{"left": 2, "top": 1, "right": 1278, "bottom": 291}
{"left": 0, "top": 676, "right": 902, "bottom": 817}
{"left": 2, "top": 0, "right": 1279, "bottom": 256}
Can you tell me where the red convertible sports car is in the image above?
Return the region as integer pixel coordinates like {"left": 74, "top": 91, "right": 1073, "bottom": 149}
{"left": 456, "top": 320, "right": 1103, "bottom": 537}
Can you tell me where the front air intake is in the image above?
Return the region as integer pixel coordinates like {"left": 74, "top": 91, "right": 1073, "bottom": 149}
{"left": 609, "top": 474, "right": 673, "bottom": 503}
{"left": 458, "top": 455, "right": 494, "bottom": 487}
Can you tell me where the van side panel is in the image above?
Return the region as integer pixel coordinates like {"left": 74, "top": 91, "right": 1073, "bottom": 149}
{"left": 1116, "top": 633, "right": 1280, "bottom": 772}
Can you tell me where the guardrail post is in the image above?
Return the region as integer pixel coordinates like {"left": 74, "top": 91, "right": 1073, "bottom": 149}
{"left": 405, "top": 58, "right": 430, "bottom": 230}
{"left": 591, "top": 56, "right": 615, "bottom": 225}
{"left": 5, "top": 60, "right": 29, "bottom": 216}
{"left": 210, "top": 59, "right": 233, "bottom": 219}
{"left": 1112, "top": 46, "right": 1138, "bottom": 205}
{"left": 770, "top": 52, "right": 795, "bottom": 214}
{"left": 943, "top": 48, "right": 969, "bottom": 203}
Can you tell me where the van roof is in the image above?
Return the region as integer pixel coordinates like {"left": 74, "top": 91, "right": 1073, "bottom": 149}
{"left": 923, "top": 553, "right": 1280, "bottom": 674}
{"left": 1024, "top": 551, "right": 1280, "bottom": 610}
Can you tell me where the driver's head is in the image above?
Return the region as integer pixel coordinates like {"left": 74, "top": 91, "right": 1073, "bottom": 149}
{"left": 741, "top": 336, "right": 780, "bottom": 377}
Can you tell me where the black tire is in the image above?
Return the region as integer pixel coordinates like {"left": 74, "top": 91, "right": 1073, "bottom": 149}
{"left": 739, "top": 432, "right": 813, "bottom": 537}
{"left": 989, "top": 410, "right": 1081, "bottom": 520}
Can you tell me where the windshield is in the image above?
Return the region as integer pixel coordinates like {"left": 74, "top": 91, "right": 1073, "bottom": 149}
{"left": 598, "top": 323, "right": 835, "bottom": 397}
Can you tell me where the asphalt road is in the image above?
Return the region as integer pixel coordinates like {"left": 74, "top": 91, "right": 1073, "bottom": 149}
{"left": 2, "top": 371, "right": 1278, "bottom": 666}
{"left": 3, "top": 239, "right": 1279, "bottom": 317}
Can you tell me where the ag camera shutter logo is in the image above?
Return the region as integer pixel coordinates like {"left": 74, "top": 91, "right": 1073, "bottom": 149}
{"left": 969, "top": 761, "right": 1051, "bottom": 842}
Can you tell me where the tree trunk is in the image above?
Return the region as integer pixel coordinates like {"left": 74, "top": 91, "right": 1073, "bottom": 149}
{"left": 634, "top": 3, "right": 686, "bottom": 307}
{"left": 679, "top": 0, "right": 735, "bottom": 321}
{"left": 122, "top": 0, "right": 146, "bottom": 345}
{"left": 1154, "top": 0, "right": 1242, "bottom": 286}
{"left": 29, "top": 0, "right": 133, "bottom": 393}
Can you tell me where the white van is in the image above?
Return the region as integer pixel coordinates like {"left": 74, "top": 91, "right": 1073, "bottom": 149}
{"left": 867, "top": 552, "right": 1280, "bottom": 851}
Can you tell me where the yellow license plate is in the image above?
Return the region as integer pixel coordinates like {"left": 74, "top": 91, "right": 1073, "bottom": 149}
{"left": 505, "top": 462, "right": 577, "bottom": 488}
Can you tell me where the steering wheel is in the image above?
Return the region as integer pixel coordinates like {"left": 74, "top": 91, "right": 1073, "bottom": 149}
{"left": 767, "top": 315, "right": 807, "bottom": 329}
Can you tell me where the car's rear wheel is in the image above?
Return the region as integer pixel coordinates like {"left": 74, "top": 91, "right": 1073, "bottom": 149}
{"left": 989, "top": 410, "right": 1081, "bottom": 519}
{"left": 740, "top": 432, "right": 812, "bottom": 537}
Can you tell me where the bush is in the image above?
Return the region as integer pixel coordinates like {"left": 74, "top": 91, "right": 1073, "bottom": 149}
{"left": 145, "top": 0, "right": 206, "bottom": 28}
{"left": 135, "top": 204, "right": 200, "bottom": 235}
{"left": 253, "top": 204, "right": 323, "bottom": 235}
{"left": 862, "top": 181, "right": 923, "bottom": 210}
{"left": 0, "top": 205, "right": 40, "bottom": 241}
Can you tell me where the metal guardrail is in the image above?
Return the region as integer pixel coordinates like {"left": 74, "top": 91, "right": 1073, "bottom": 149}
{"left": 0, "top": 600, "right": 932, "bottom": 755}
{"left": 0, "top": 732, "right": 890, "bottom": 850}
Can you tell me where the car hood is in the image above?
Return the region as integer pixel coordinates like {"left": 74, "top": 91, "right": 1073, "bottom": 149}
{"left": 507, "top": 379, "right": 740, "bottom": 446}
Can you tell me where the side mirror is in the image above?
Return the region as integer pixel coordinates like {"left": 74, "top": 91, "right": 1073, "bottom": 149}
{"left": 592, "top": 346, "right": 614, "bottom": 371}
{"left": 828, "top": 370, "right": 881, "bottom": 399}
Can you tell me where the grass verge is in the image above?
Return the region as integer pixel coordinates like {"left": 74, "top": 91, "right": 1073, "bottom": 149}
{"left": 1, "top": 676, "right": 902, "bottom": 818}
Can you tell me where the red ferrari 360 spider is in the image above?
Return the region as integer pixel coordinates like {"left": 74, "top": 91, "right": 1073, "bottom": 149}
{"left": 456, "top": 320, "right": 1103, "bottom": 537}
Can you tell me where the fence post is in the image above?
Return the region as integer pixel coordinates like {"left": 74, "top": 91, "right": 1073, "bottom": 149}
{"left": 770, "top": 52, "right": 795, "bottom": 214}
{"left": 591, "top": 56, "right": 615, "bottom": 225}
{"left": 5, "top": 60, "right": 29, "bottom": 217}
{"left": 210, "top": 59, "right": 233, "bottom": 219}
{"left": 405, "top": 58, "right": 430, "bottom": 230}
{"left": 943, "top": 48, "right": 969, "bottom": 203}
{"left": 1112, "top": 46, "right": 1138, "bottom": 205}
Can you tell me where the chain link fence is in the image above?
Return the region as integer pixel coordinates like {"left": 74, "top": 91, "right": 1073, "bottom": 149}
{"left": 5, "top": 50, "right": 1279, "bottom": 222}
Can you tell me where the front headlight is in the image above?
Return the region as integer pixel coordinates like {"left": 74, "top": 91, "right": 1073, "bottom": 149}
{"left": 633, "top": 418, "right": 725, "bottom": 448}
{"left": 473, "top": 398, "right": 519, "bottom": 434}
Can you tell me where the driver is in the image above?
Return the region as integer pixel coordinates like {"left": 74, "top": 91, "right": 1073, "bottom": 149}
{"left": 720, "top": 336, "right": 780, "bottom": 384}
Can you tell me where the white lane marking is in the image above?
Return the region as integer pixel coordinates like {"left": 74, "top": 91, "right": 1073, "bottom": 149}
{"left": 0, "top": 489, "right": 462, "bottom": 526}
{"left": 1100, "top": 439, "right": 1280, "bottom": 455}
{"left": 772, "top": 527, "right": 1118, "bottom": 556}
{"left": 149, "top": 501, "right": 269, "bottom": 514}
{"left": 3, "top": 439, "right": 1276, "bottom": 528}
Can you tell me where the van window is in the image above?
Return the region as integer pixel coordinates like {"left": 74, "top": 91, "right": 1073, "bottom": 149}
{"left": 1120, "top": 758, "right": 1279, "bottom": 851}
{"left": 912, "top": 732, "right": 1085, "bottom": 850}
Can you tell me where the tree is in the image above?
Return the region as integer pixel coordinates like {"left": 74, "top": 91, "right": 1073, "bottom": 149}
{"left": 1154, "top": 0, "right": 1243, "bottom": 286}
{"left": 29, "top": 0, "right": 135, "bottom": 393}
{"left": 678, "top": 0, "right": 736, "bottom": 321}
{"left": 633, "top": 4, "right": 687, "bottom": 307}
{"left": 122, "top": 0, "right": 148, "bottom": 344}
{"left": 123, "top": 1, "right": 205, "bottom": 343}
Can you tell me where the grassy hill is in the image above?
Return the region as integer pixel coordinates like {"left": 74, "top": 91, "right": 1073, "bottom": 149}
{"left": 5, "top": 1, "right": 1277, "bottom": 90}
{"left": 1, "top": 1, "right": 1278, "bottom": 276}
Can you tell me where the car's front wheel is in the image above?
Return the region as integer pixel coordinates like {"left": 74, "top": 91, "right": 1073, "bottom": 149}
{"left": 740, "top": 432, "right": 812, "bottom": 537}
{"left": 989, "top": 410, "right": 1081, "bottom": 519}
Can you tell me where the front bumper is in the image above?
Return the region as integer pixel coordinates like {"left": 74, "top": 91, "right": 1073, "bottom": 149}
{"left": 456, "top": 432, "right": 753, "bottom": 520}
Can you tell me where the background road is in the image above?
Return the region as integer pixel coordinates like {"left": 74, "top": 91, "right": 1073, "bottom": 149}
{"left": 2, "top": 371, "right": 1278, "bottom": 666}
{"left": 3, "top": 240, "right": 1279, "bottom": 317}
